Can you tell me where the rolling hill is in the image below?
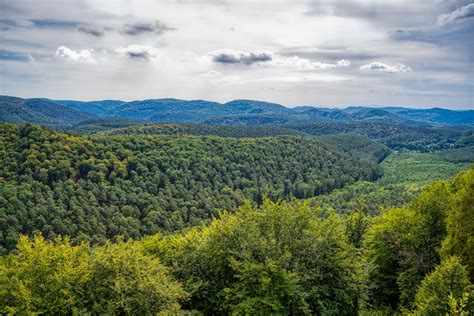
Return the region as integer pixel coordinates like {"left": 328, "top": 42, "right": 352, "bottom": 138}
{"left": 1, "top": 95, "right": 473, "bottom": 127}
{"left": 0, "top": 96, "right": 95, "bottom": 126}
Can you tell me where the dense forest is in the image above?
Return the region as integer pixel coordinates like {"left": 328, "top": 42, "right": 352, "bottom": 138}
{"left": 0, "top": 113, "right": 473, "bottom": 314}
{"left": 0, "top": 123, "right": 383, "bottom": 252}
{"left": 1, "top": 166, "right": 472, "bottom": 314}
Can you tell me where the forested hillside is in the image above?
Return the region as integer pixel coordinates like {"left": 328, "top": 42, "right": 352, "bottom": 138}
{"left": 1, "top": 166, "right": 472, "bottom": 314}
{"left": 0, "top": 96, "right": 94, "bottom": 127}
{"left": 0, "top": 118, "right": 472, "bottom": 315}
{"left": 0, "top": 123, "right": 382, "bottom": 252}
{"left": 71, "top": 121, "right": 474, "bottom": 155}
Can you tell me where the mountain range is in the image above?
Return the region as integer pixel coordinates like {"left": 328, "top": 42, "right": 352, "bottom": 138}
{"left": 1, "top": 95, "right": 473, "bottom": 128}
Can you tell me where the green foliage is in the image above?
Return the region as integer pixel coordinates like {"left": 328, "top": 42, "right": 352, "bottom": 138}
{"left": 68, "top": 117, "right": 142, "bottom": 134}
{"left": 85, "top": 240, "right": 186, "bottom": 315}
{"left": 0, "top": 119, "right": 472, "bottom": 314}
{"left": 440, "top": 167, "right": 474, "bottom": 280}
{"left": 105, "top": 122, "right": 306, "bottom": 138}
{"left": 290, "top": 122, "right": 474, "bottom": 152}
{"left": 380, "top": 151, "right": 470, "bottom": 185}
{"left": 365, "top": 183, "right": 452, "bottom": 308}
{"left": 365, "top": 166, "right": 474, "bottom": 310}
{"left": 0, "top": 162, "right": 472, "bottom": 314}
{"left": 0, "top": 235, "right": 186, "bottom": 315}
{"left": 345, "top": 211, "right": 371, "bottom": 248}
{"left": 143, "top": 199, "right": 364, "bottom": 315}
{"left": 310, "top": 180, "right": 420, "bottom": 216}
{"left": 0, "top": 123, "right": 381, "bottom": 251}
{"left": 0, "top": 235, "right": 89, "bottom": 314}
{"left": 411, "top": 256, "right": 473, "bottom": 315}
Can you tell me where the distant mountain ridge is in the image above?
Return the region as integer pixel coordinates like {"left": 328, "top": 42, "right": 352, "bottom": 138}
{"left": 0, "top": 96, "right": 95, "bottom": 126}
{"left": 0, "top": 95, "right": 472, "bottom": 127}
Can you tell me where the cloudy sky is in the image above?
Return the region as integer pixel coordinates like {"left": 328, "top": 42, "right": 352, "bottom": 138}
{"left": 0, "top": 0, "right": 473, "bottom": 108}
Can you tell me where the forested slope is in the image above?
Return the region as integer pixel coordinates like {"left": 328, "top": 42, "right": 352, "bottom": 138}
{"left": 0, "top": 96, "right": 95, "bottom": 126}
{"left": 70, "top": 121, "right": 474, "bottom": 155}
{"left": 0, "top": 123, "right": 382, "bottom": 252}
{"left": 1, "top": 166, "right": 472, "bottom": 315}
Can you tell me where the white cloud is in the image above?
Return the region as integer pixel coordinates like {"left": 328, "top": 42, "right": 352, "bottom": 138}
{"left": 205, "top": 50, "right": 351, "bottom": 71}
{"left": 437, "top": 3, "right": 474, "bottom": 25}
{"left": 114, "top": 45, "right": 158, "bottom": 60}
{"left": 269, "top": 56, "right": 351, "bottom": 70}
{"left": 54, "top": 46, "right": 97, "bottom": 64}
{"left": 360, "top": 62, "right": 412, "bottom": 73}
{"left": 337, "top": 59, "right": 351, "bottom": 67}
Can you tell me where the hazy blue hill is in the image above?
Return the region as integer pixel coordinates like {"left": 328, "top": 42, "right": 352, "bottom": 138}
{"left": 204, "top": 114, "right": 296, "bottom": 125}
{"left": 389, "top": 107, "right": 474, "bottom": 125}
{"left": 110, "top": 98, "right": 223, "bottom": 121}
{"left": 53, "top": 99, "right": 125, "bottom": 116}
{"left": 2, "top": 95, "right": 472, "bottom": 127}
{"left": 300, "top": 108, "right": 350, "bottom": 121}
{"left": 348, "top": 108, "right": 417, "bottom": 125}
{"left": 222, "top": 99, "right": 293, "bottom": 115}
{"left": 0, "top": 96, "right": 95, "bottom": 126}
{"left": 292, "top": 105, "right": 318, "bottom": 112}
{"left": 110, "top": 99, "right": 293, "bottom": 123}
{"left": 344, "top": 106, "right": 474, "bottom": 125}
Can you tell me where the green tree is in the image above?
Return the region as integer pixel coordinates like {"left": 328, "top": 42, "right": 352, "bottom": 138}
{"left": 144, "top": 199, "right": 364, "bottom": 315}
{"left": 85, "top": 240, "right": 186, "bottom": 315}
{"left": 441, "top": 167, "right": 474, "bottom": 280}
{"left": 412, "top": 256, "right": 473, "bottom": 315}
{"left": 0, "top": 235, "right": 187, "bottom": 315}
{"left": 0, "top": 235, "right": 90, "bottom": 314}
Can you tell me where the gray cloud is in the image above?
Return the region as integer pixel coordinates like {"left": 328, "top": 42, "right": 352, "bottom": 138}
{"left": 306, "top": 1, "right": 437, "bottom": 27}
{"left": 78, "top": 25, "right": 104, "bottom": 37}
{"left": 0, "top": 20, "right": 17, "bottom": 31}
{"left": 360, "top": 62, "right": 412, "bottom": 73}
{"left": 211, "top": 51, "right": 272, "bottom": 65}
{"left": 115, "top": 45, "right": 157, "bottom": 60}
{"left": 123, "top": 20, "right": 174, "bottom": 36}
{"left": 437, "top": 3, "right": 474, "bottom": 25}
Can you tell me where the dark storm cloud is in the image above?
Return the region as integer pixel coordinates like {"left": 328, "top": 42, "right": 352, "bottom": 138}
{"left": 212, "top": 51, "right": 272, "bottom": 65}
{"left": 123, "top": 20, "right": 174, "bottom": 36}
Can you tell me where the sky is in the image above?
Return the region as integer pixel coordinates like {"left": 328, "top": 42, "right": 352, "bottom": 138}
{"left": 0, "top": 0, "right": 473, "bottom": 109}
